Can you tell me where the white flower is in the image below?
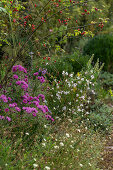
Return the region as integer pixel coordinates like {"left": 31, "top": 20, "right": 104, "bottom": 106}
{"left": 60, "top": 142, "right": 64, "bottom": 146}
{"left": 81, "top": 96, "right": 85, "bottom": 100}
{"left": 44, "top": 125, "right": 47, "bottom": 128}
{"left": 85, "top": 127, "right": 88, "bottom": 130}
{"left": 62, "top": 71, "right": 65, "bottom": 75}
{"left": 66, "top": 133, "right": 70, "bottom": 137}
{"left": 62, "top": 106, "right": 66, "bottom": 110}
{"left": 77, "top": 149, "right": 80, "bottom": 152}
{"left": 79, "top": 163, "right": 83, "bottom": 167}
{"left": 69, "top": 73, "right": 73, "bottom": 77}
{"left": 45, "top": 166, "right": 50, "bottom": 170}
{"left": 70, "top": 145, "right": 74, "bottom": 148}
{"left": 77, "top": 129, "right": 81, "bottom": 132}
{"left": 77, "top": 109, "right": 81, "bottom": 112}
{"left": 25, "top": 132, "right": 29, "bottom": 135}
{"left": 76, "top": 94, "right": 79, "bottom": 97}
{"left": 33, "top": 164, "right": 38, "bottom": 168}
{"left": 88, "top": 163, "right": 91, "bottom": 166}
{"left": 33, "top": 158, "right": 36, "bottom": 161}
{"left": 68, "top": 119, "right": 72, "bottom": 123}
{"left": 54, "top": 145, "right": 59, "bottom": 149}
{"left": 5, "top": 164, "right": 8, "bottom": 166}
{"left": 68, "top": 83, "right": 71, "bottom": 87}
{"left": 78, "top": 81, "right": 81, "bottom": 84}
{"left": 73, "top": 83, "right": 77, "bottom": 87}
{"left": 65, "top": 72, "right": 68, "bottom": 76}
{"left": 42, "top": 143, "right": 46, "bottom": 147}
{"left": 91, "top": 75, "right": 94, "bottom": 79}
{"left": 81, "top": 78, "right": 84, "bottom": 81}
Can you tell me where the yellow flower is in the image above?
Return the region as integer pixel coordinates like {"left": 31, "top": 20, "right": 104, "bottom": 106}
{"left": 77, "top": 72, "right": 80, "bottom": 77}
{"left": 109, "top": 89, "right": 113, "bottom": 96}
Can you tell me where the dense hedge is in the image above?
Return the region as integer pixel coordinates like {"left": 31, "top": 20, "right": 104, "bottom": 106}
{"left": 83, "top": 34, "right": 113, "bottom": 73}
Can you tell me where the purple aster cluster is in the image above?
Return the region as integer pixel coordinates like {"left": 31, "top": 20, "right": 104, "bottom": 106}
{"left": 37, "top": 94, "right": 45, "bottom": 102}
{"left": 0, "top": 95, "right": 8, "bottom": 103}
{"left": 12, "top": 65, "right": 27, "bottom": 73}
{"left": 0, "top": 65, "right": 54, "bottom": 123}
{"left": 16, "top": 80, "right": 28, "bottom": 91}
{"left": 22, "top": 107, "right": 38, "bottom": 114}
{"left": 0, "top": 115, "right": 11, "bottom": 121}
{"left": 34, "top": 72, "right": 39, "bottom": 76}
{"left": 13, "top": 74, "right": 18, "bottom": 80}
{"left": 45, "top": 115, "right": 54, "bottom": 121}
{"left": 38, "top": 76, "right": 45, "bottom": 83}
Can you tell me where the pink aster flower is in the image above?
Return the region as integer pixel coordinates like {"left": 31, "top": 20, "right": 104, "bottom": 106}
{"left": 4, "top": 108, "right": 9, "bottom": 112}
{"left": 13, "top": 74, "right": 18, "bottom": 79}
{"left": 34, "top": 72, "right": 39, "bottom": 76}
{"left": 15, "top": 107, "right": 21, "bottom": 112}
{"left": 6, "top": 116, "right": 11, "bottom": 122}
{"left": 23, "top": 99, "right": 27, "bottom": 103}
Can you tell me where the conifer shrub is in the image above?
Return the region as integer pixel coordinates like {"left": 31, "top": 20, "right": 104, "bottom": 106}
{"left": 83, "top": 34, "right": 113, "bottom": 73}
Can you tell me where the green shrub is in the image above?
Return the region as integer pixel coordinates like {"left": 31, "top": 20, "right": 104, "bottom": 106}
{"left": 99, "top": 71, "right": 113, "bottom": 89}
{"left": 65, "top": 52, "right": 90, "bottom": 74}
{"left": 87, "top": 100, "right": 113, "bottom": 132}
{"left": 83, "top": 34, "right": 113, "bottom": 73}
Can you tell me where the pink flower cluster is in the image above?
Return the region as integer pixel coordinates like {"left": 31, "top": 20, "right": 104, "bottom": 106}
{"left": 16, "top": 80, "right": 28, "bottom": 91}
{"left": 0, "top": 95, "right": 8, "bottom": 103}
{"left": 0, "top": 115, "right": 11, "bottom": 121}
{"left": 13, "top": 74, "right": 18, "bottom": 79}
{"left": 38, "top": 76, "right": 45, "bottom": 83}
{"left": 22, "top": 107, "right": 38, "bottom": 114}
{"left": 9, "top": 103, "right": 17, "bottom": 108}
{"left": 12, "top": 65, "right": 27, "bottom": 73}
{"left": 45, "top": 114, "right": 54, "bottom": 121}
{"left": 34, "top": 72, "right": 39, "bottom": 76}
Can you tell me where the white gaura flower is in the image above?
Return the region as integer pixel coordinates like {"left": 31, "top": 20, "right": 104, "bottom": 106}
{"left": 54, "top": 145, "right": 59, "bottom": 149}
{"left": 81, "top": 78, "right": 84, "bottom": 81}
{"left": 69, "top": 73, "right": 73, "bottom": 77}
{"left": 44, "top": 125, "right": 47, "bottom": 128}
{"left": 65, "top": 72, "right": 68, "bottom": 76}
{"left": 68, "top": 83, "right": 71, "bottom": 87}
{"left": 45, "top": 166, "right": 50, "bottom": 170}
{"left": 66, "top": 133, "right": 70, "bottom": 137}
{"left": 25, "top": 132, "right": 29, "bottom": 135}
{"left": 91, "top": 75, "right": 94, "bottom": 79}
{"left": 33, "top": 164, "right": 38, "bottom": 168}
{"left": 62, "top": 106, "right": 66, "bottom": 110}
{"left": 42, "top": 143, "right": 46, "bottom": 147}
{"left": 70, "top": 145, "right": 74, "bottom": 149}
{"left": 73, "top": 83, "right": 77, "bottom": 87}
{"left": 79, "top": 163, "right": 83, "bottom": 167}
{"left": 76, "top": 94, "right": 79, "bottom": 97}
{"left": 78, "top": 81, "right": 81, "bottom": 84}
{"left": 60, "top": 142, "right": 64, "bottom": 146}
{"left": 62, "top": 71, "right": 65, "bottom": 75}
{"left": 88, "top": 163, "right": 91, "bottom": 166}
{"left": 33, "top": 158, "right": 36, "bottom": 161}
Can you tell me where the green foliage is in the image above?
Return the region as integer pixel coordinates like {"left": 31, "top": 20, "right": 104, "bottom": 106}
{"left": 83, "top": 34, "right": 113, "bottom": 73}
{"left": 65, "top": 52, "right": 90, "bottom": 74}
{"left": 99, "top": 71, "right": 113, "bottom": 89}
{"left": 88, "top": 100, "right": 113, "bottom": 132}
